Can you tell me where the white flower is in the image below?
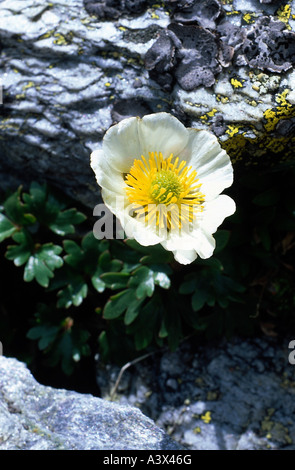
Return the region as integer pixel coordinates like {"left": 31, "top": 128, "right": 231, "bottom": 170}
{"left": 90, "top": 112, "right": 236, "bottom": 265}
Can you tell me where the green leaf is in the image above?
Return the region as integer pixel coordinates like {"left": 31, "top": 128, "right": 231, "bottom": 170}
{"left": 252, "top": 189, "right": 280, "bottom": 207}
{"left": 5, "top": 230, "right": 33, "bottom": 266}
{"left": 179, "top": 273, "right": 197, "bottom": 295}
{"left": 4, "top": 189, "right": 36, "bottom": 226}
{"left": 98, "top": 250, "right": 122, "bottom": 272}
{"left": 103, "top": 288, "right": 135, "bottom": 319}
{"left": 214, "top": 230, "right": 230, "bottom": 254}
{"left": 58, "top": 332, "right": 74, "bottom": 375}
{"left": 23, "top": 243, "right": 64, "bottom": 287}
{"left": 124, "top": 297, "right": 144, "bottom": 325}
{"left": 100, "top": 272, "right": 130, "bottom": 290}
{"left": 91, "top": 266, "right": 106, "bottom": 293}
{"left": 63, "top": 234, "right": 121, "bottom": 277}
{"left": 256, "top": 225, "right": 271, "bottom": 251}
{"left": 57, "top": 277, "right": 88, "bottom": 308}
{"left": 192, "top": 288, "right": 211, "bottom": 312}
{"left": 128, "top": 266, "right": 155, "bottom": 299}
{"left": 6, "top": 232, "right": 63, "bottom": 287}
{"left": 161, "top": 301, "right": 182, "bottom": 351}
{"left": 125, "top": 295, "right": 162, "bottom": 350}
{"left": 23, "top": 182, "right": 86, "bottom": 235}
{"left": 125, "top": 239, "right": 173, "bottom": 263}
{"left": 0, "top": 214, "right": 17, "bottom": 242}
{"left": 48, "top": 208, "right": 86, "bottom": 236}
{"left": 158, "top": 319, "right": 169, "bottom": 338}
{"left": 27, "top": 325, "right": 60, "bottom": 350}
{"left": 82, "top": 232, "right": 109, "bottom": 253}
{"left": 153, "top": 271, "right": 171, "bottom": 289}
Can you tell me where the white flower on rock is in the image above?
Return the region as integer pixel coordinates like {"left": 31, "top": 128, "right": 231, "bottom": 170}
{"left": 90, "top": 112, "right": 236, "bottom": 265}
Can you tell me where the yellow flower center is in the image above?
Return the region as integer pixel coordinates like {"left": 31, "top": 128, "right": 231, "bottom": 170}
{"left": 125, "top": 152, "right": 205, "bottom": 230}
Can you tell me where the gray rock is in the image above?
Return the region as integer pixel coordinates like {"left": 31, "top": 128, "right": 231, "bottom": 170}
{"left": 1, "top": 0, "right": 295, "bottom": 208}
{"left": 0, "top": 356, "right": 183, "bottom": 450}
{"left": 96, "top": 336, "right": 295, "bottom": 450}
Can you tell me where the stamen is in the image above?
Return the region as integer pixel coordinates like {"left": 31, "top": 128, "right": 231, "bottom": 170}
{"left": 125, "top": 151, "right": 205, "bottom": 230}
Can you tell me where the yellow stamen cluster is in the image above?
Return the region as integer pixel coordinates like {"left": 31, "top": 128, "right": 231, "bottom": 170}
{"left": 125, "top": 152, "right": 205, "bottom": 230}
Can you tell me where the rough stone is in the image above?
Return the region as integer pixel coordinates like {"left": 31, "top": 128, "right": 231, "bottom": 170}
{"left": 0, "top": 355, "right": 183, "bottom": 450}
{"left": 0, "top": 0, "right": 295, "bottom": 208}
{"left": 96, "top": 336, "right": 295, "bottom": 450}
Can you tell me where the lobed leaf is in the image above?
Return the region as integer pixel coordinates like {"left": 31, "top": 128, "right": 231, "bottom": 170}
{"left": 0, "top": 214, "right": 17, "bottom": 242}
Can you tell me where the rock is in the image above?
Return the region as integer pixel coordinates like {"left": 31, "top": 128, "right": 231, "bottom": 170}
{"left": 0, "top": 355, "right": 183, "bottom": 450}
{"left": 96, "top": 336, "right": 295, "bottom": 450}
{"left": 0, "top": 0, "right": 295, "bottom": 208}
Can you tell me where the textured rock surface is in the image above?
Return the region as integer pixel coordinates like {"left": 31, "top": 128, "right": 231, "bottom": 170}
{"left": 0, "top": 0, "right": 295, "bottom": 207}
{"left": 0, "top": 355, "right": 182, "bottom": 450}
{"left": 96, "top": 335, "right": 295, "bottom": 450}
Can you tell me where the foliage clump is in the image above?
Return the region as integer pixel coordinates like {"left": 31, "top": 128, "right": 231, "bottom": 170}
{"left": 0, "top": 166, "right": 295, "bottom": 381}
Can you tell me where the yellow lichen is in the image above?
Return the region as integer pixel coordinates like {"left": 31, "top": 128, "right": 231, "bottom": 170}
{"left": 226, "top": 10, "right": 240, "bottom": 15}
{"left": 199, "top": 108, "right": 218, "bottom": 121}
{"left": 201, "top": 411, "right": 212, "bottom": 424}
{"left": 38, "top": 29, "right": 55, "bottom": 40}
{"left": 243, "top": 13, "right": 256, "bottom": 24}
{"left": 230, "top": 78, "right": 244, "bottom": 88}
{"left": 22, "top": 81, "right": 35, "bottom": 91}
{"left": 53, "top": 32, "right": 73, "bottom": 46}
{"left": 207, "top": 108, "right": 218, "bottom": 117}
{"left": 263, "top": 89, "right": 295, "bottom": 132}
{"left": 150, "top": 12, "right": 160, "bottom": 19}
{"left": 226, "top": 125, "right": 240, "bottom": 137}
{"left": 276, "top": 3, "right": 292, "bottom": 29}
{"left": 216, "top": 94, "right": 230, "bottom": 104}
{"left": 193, "top": 427, "right": 201, "bottom": 434}
{"left": 222, "top": 130, "right": 295, "bottom": 165}
{"left": 81, "top": 17, "right": 93, "bottom": 24}
{"left": 207, "top": 391, "right": 218, "bottom": 401}
{"left": 252, "top": 84, "right": 260, "bottom": 92}
{"left": 276, "top": 89, "right": 291, "bottom": 105}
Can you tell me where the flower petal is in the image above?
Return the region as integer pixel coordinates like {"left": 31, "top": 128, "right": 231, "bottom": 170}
{"left": 125, "top": 217, "right": 167, "bottom": 246}
{"left": 90, "top": 149, "right": 125, "bottom": 195}
{"left": 102, "top": 117, "right": 142, "bottom": 173}
{"left": 198, "top": 195, "right": 236, "bottom": 234}
{"left": 184, "top": 129, "right": 234, "bottom": 201}
{"left": 161, "top": 226, "right": 196, "bottom": 254}
{"left": 137, "top": 112, "right": 189, "bottom": 159}
{"left": 162, "top": 225, "right": 215, "bottom": 260}
{"left": 100, "top": 188, "right": 167, "bottom": 246}
{"left": 190, "top": 228, "right": 216, "bottom": 259}
{"left": 172, "top": 248, "right": 198, "bottom": 265}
